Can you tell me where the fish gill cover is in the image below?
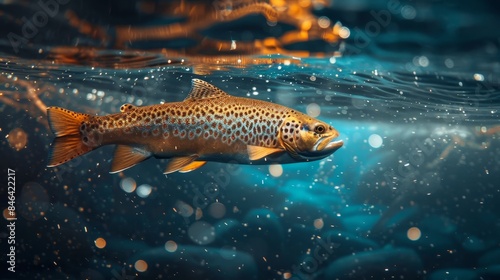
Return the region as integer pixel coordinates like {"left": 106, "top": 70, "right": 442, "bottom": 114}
{"left": 0, "top": 0, "right": 500, "bottom": 279}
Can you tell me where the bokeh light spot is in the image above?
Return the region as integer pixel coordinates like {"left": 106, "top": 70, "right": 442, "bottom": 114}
{"left": 368, "top": 134, "right": 383, "bottom": 148}
{"left": 407, "top": 227, "right": 421, "bottom": 241}
{"left": 188, "top": 221, "right": 215, "bottom": 245}
{"left": 317, "top": 16, "right": 330, "bottom": 28}
{"left": 134, "top": 260, "right": 148, "bottom": 272}
{"left": 120, "top": 177, "right": 136, "bottom": 193}
{"left": 209, "top": 202, "right": 226, "bottom": 219}
{"left": 175, "top": 200, "right": 194, "bottom": 218}
{"left": 314, "top": 218, "right": 324, "bottom": 229}
{"left": 473, "top": 73, "right": 484, "bottom": 81}
{"left": 7, "top": 128, "right": 28, "bottom": 151}
{"left": 269, "top": 164, "right": 283, "bottom": 177}
{"left": 306, "top": 103, "right": 321, "bottom": 117}
{"left": 136, "top": 184, "right": 152, "bottom": 198}
{"left": 165, "top": 240, "right": 178, "bottom": 253}
{"left": 339, "top": 27, "right": 350, "bottom": 39}
{"left": 95, "top": 237, "right": 106, "bottom": 249}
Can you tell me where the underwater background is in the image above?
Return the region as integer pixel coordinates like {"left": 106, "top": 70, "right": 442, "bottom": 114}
{"left": 1, "top": 0, "right": 500, "bottom": 279}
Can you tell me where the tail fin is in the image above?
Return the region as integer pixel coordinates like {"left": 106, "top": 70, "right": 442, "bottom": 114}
{"left": 46, "top": 107, "right": 94, "bottom": 167}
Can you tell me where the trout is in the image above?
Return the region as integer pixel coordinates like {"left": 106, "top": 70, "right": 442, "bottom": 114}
{"left": 47, "top": 79, "right": 343, "bottom": 174}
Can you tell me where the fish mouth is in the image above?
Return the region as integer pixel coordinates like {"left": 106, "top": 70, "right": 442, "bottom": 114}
{"left": 323, "top": 139, "right": 344, "bottom": 152}
{"left": 315, "top": 135, "right": 344, "bottom": 152}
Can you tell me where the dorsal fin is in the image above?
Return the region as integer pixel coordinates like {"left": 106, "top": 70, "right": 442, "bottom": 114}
{"left": 184, "top": 79, "right": 229, "bottom": 101}
{"left": 120, "top": 103, "right": 136, "bottom": 113}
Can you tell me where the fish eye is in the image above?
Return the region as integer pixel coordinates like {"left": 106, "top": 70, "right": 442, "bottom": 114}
{"left": 314, "top": 125, "right": 326, "bottom": 134}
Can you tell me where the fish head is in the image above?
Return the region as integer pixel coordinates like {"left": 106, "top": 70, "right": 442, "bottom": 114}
{"left": 279, "top": 115, "right": 343, "bottom": 160}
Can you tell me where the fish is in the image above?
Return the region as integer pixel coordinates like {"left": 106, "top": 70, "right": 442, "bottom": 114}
{"left": 46, "top": 79, "right": 343, "bottom": 174}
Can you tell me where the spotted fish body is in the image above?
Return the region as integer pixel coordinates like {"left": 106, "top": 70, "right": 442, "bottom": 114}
{"left": 47, "top": 79, "right": 343, "bottom": 174}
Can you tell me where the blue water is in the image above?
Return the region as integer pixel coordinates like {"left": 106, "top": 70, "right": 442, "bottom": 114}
{"left": 1, "top": 0, "right": 500, "bottom": 279}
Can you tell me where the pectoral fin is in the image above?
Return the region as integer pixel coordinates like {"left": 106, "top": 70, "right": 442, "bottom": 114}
{"left": 164, "top": 155, "right": 199, "bottom": 174}
{"left": 179, "top": 161, "right": 207, "bottom": 173}
{"left": 110, "top": 145, "right": 152, "bottom": 174}
{"left": 247, "top": 145, "right": 284, "bottom": 161}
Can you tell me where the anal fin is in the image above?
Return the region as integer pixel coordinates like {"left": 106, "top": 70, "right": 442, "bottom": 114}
{"left": 110, "top": 145, "right": 151, "bottom": 174}
{"left": 179, "top": 161, "right": 207, "bottom": 173}
{"left": 164, "top": 155, "right": 199, "bottom": 174}
{"left": 247, "top": 145, "right": 284, "bottom": 161}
